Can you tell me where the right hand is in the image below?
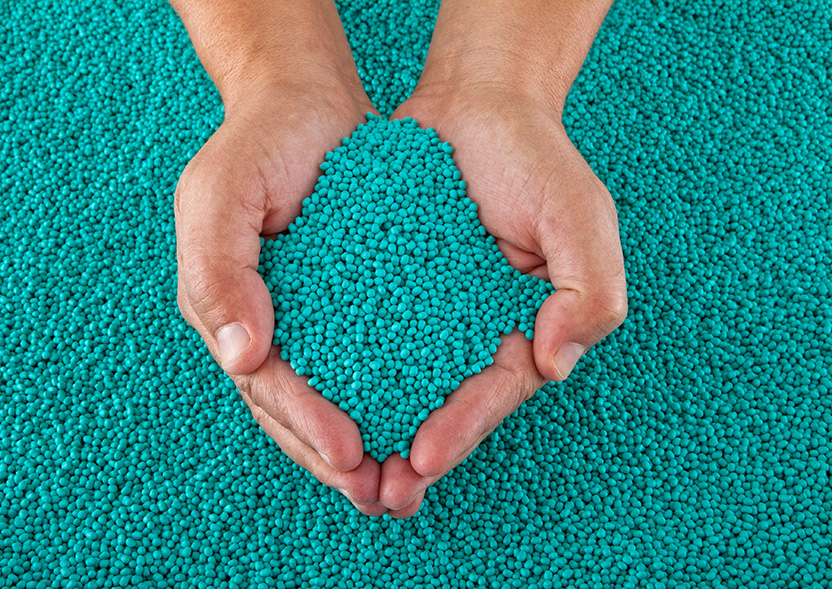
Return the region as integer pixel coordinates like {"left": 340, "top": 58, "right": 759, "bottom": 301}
{"left": 377, "top": 87, "right": 627, "bottom": 515}
{"left": 175, "top": 78, "right": 399, "bottom": 516}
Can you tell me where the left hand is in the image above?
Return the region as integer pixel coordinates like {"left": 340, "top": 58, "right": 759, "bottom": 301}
{"left": 377, "top": 86, "right": 628, "bottom": 515}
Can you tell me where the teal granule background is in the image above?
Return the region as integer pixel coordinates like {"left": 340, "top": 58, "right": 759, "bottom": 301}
{"left": 0, "top": 0, "right": 829, "bottom": 587}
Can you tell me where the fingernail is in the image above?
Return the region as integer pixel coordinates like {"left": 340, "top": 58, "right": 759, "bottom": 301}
{"left": 553, "top": 342, "right": 585, "bottom": 380}
{"left": 216, "top": 323, "right": 250, "bottom": 367}
{"left": 321, "top": 452, "right": 333, "bottom": 468}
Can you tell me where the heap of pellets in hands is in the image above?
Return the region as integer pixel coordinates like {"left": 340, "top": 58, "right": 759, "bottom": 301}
{"left": 1, "top": 2, "right": 829, "bottom": 588}
{"left": 260, "top": 115, "right": 554, "bottom": 461}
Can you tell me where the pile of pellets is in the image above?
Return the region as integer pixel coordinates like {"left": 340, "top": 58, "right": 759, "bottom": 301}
{"left": 0, "top": 1, "right": 828, "bottom": 588}
{"left": 261, "top": 115, "right": 552, "bottom": 461}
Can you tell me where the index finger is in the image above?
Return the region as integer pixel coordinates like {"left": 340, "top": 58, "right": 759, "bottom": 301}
{"left": 241, "top": 346, "right": 366, "bottom": 472}
{"left": 409, "top": 331, "right": 544, "bottom": 477}
{"left": 379, "top": 332, "right": 544, "bottom": 509}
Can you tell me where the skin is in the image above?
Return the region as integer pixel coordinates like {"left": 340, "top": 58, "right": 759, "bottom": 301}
{"left": 172, "top": 0, "right": 626, "bottom": 518}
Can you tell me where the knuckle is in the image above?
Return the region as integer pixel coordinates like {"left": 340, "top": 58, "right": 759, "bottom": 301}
{"left": 183, "top": 264, "right": 232, "bottom": 319}
{"left": 500, "top": 362, "right": 537, "bottom": 409}
{"left": 455, "top": 396, "right": 490, "bottom": 438}
{"left": 173, "top": 176, "right": 186, "bottom": 220}
{"left": 289, "top": 407, "right": 316, "bottom": 442}
{"left": 246, "top": 398, "right": 267, "bottom": 422}
{"left": 347, "top": 483, "right": 378, "bottom": 506}
{"left": 510, "top": 373, "right": 535, "bottom": 414}
{"left": 173, "top": 158, "right": 203, "bottom": 220}
{"left": 246, "top": 382, "right": 272, "bottom": 417}
{"left": 595, "top": 289, "right": 629, "bottom": 327}
{"left": 176, "top": 285, "right": 195, "bottom": 326}
{"left": 173, "top": 174, "right": 186, "bottom": 220}
{"left": 516, "top": 374, "right": 539, "bottom": 407}
{"left": 235, "top": 374, "right": 253, "bottom": 397}
{"left": 174, "top": 142, "right": 267, "bottom": 223}
{"left": 491, "top": 371, "right": 518, "bottom": 413}
{"left": 247, "top": 373, "right": 292, "bottom": 430}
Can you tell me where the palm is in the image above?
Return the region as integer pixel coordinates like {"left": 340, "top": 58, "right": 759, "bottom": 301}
{"left": 392, "top": 93, "right": 605, "bottom": 282}
{"left": 200, "top": 92, "right": 376, "bottom": 238}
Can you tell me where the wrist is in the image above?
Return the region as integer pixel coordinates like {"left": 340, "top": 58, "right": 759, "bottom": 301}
{"left": 416, "top": 48, "right": 571, "bottom": 119}
{"left": 216, "top": 32, "right": 366, "bottom": 114}
{"left": 173, "top": 0, "right": 368, "bottom": 113}
{"left": 220, "top": 62, "right": 369, "bottom": 120}
{"left": 414, "top": 0, "right": 612, "bottom": 118}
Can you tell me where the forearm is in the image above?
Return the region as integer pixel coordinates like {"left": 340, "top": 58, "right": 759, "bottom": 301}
{"left": 417, "top": 0, "right": 612, "bottom": 114}
{"left": 170, "top": 0, "right": 363, "bottom": 108}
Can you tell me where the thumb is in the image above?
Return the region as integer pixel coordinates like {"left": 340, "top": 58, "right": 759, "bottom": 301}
{"left": 532, "top": 286, "right": 628, "bottom": 382}
{"left": 175, "top": 166, "right": 274, "bottom": 376}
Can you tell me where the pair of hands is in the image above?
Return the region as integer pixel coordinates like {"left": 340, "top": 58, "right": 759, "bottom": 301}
{"left": 175, "top": 83, "right": 626, "bottom": 518}
{"left": 174, "top": 2, "right": 625, "bottom": 519}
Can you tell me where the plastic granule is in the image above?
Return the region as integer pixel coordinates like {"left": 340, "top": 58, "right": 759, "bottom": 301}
{"left": 261, "top": 115, "right": 552, "bottom": 461}
{"left": 0, "top": 1, "right": 829, "bottom": 588}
